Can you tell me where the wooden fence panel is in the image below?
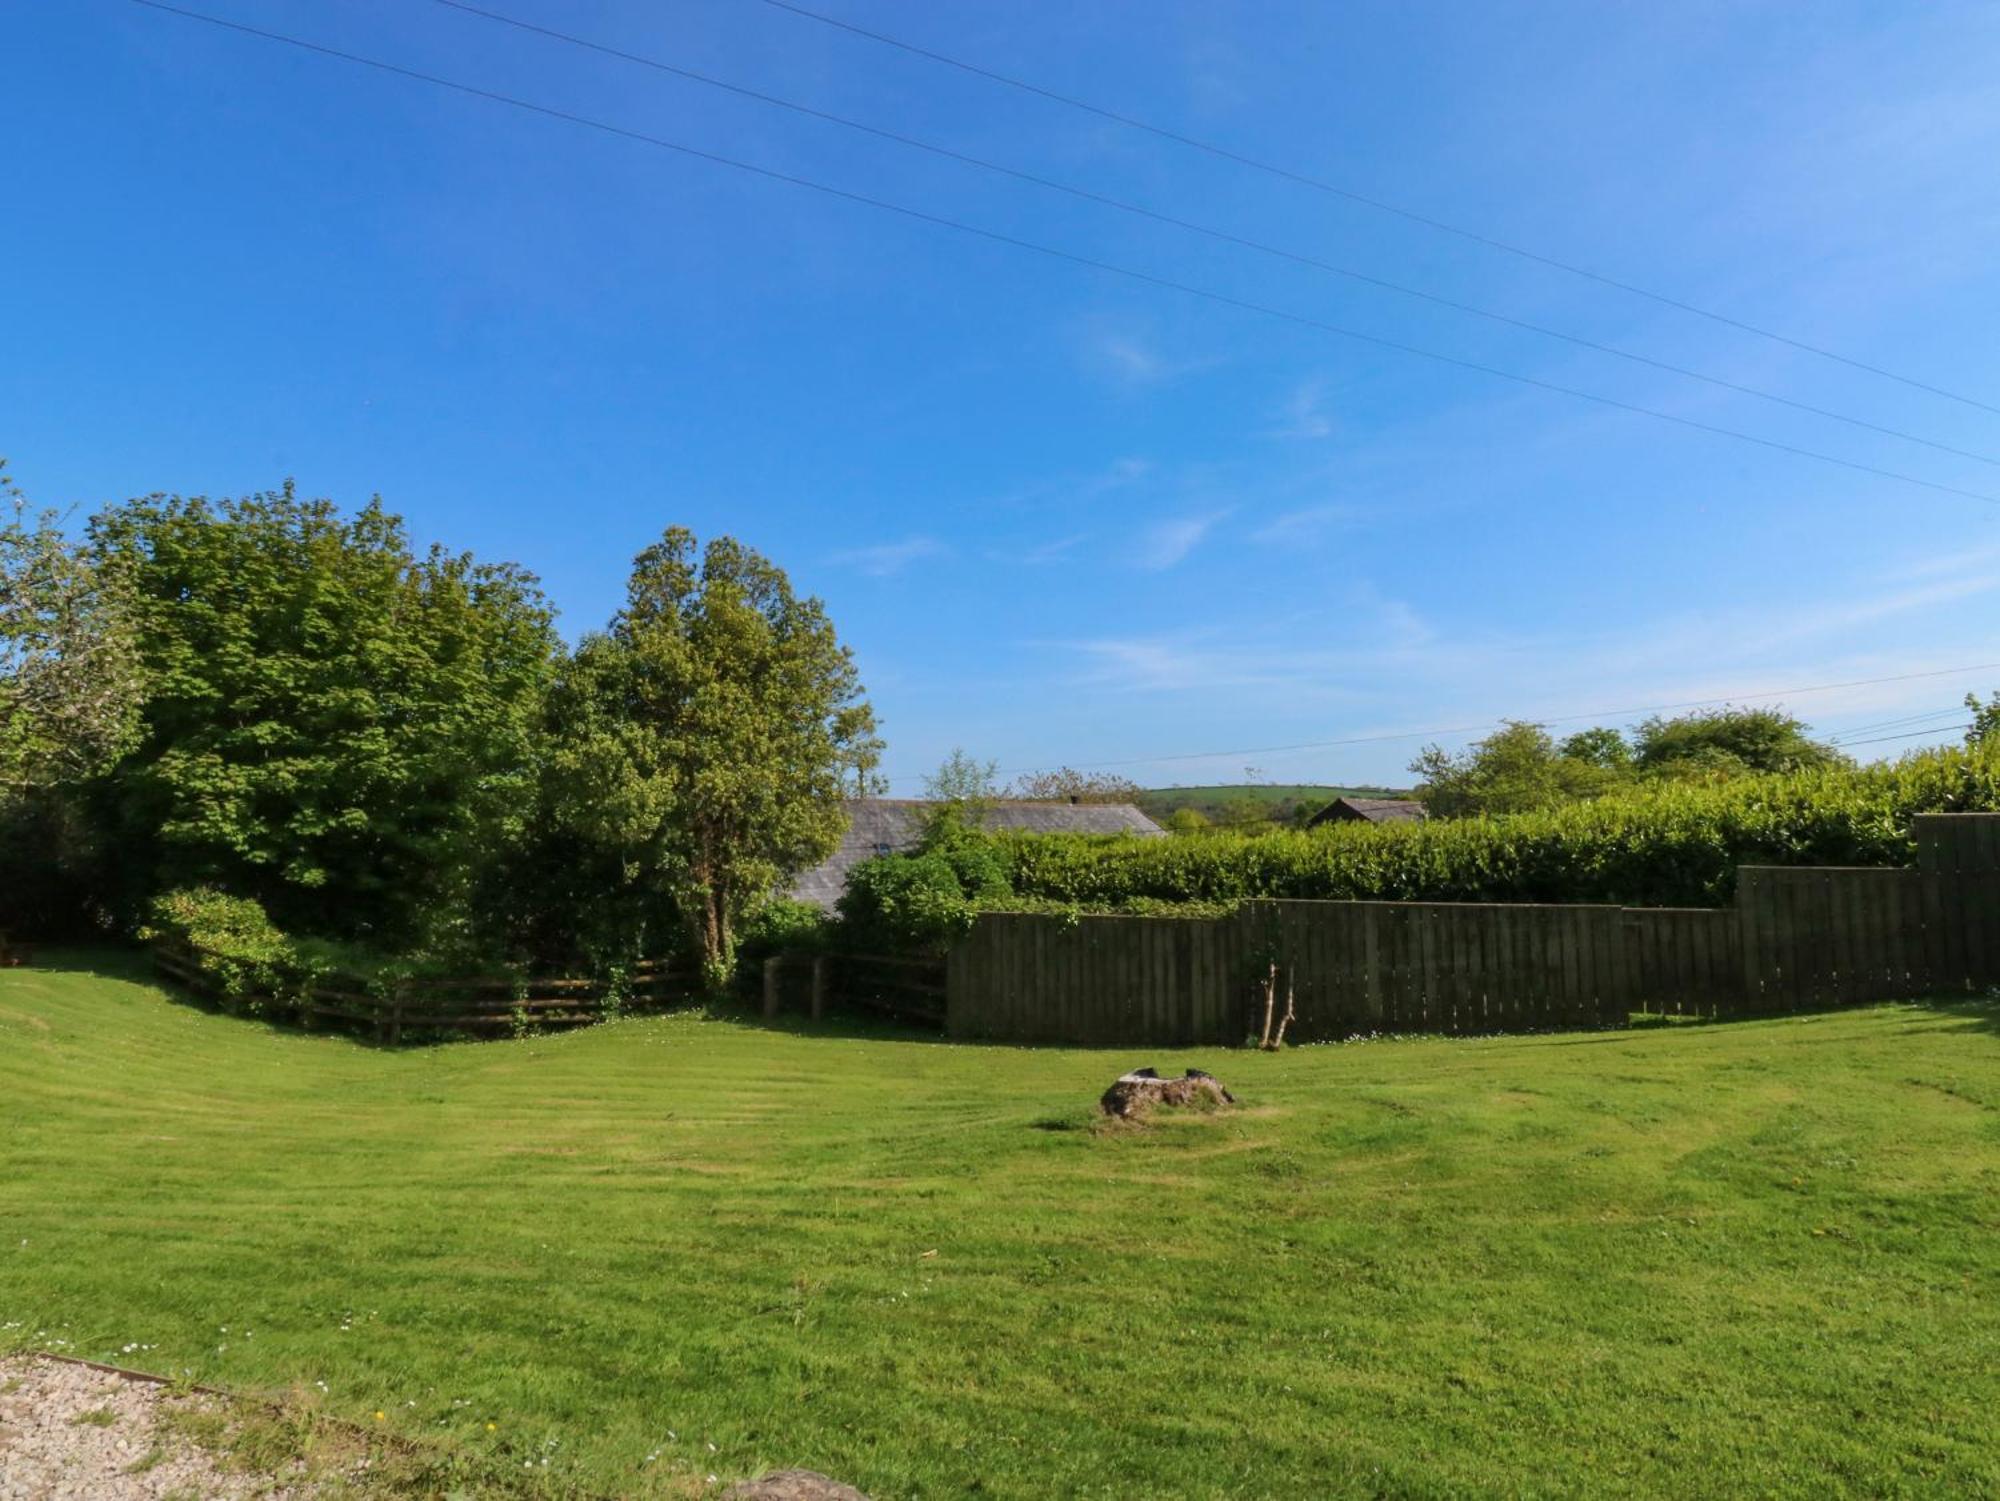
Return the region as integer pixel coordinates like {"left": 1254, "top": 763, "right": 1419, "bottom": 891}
{"left": 945, "top": 816, "right": 2000, "bottom": 1044}
{"left": 1622, "top": 908, "right": 1741, "bottom": 1018}
{"left": 1734, "top": 867, "right": 1934, "bottom": 1011}
{"left": 945, "top": 912, "right": 1243, "bottom": 1045}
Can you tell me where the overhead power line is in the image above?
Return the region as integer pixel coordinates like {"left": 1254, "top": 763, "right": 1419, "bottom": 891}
{"left": 430, "top": 0, "right": 1999, "bottom": 469}
{"left": 755, "top": 0, "right": 2000, "bottom": 418}
{"left": 882, "top": 659, "right": 2000, "bottom": 785}
{"left": 121, "top": 2, "right": 2000, "bottom": 509}
{"left": 1826, "top": 703, "right": 1976, "bottom": 741}
{"left": 1837, "top": 723, "right": 1971, "bottom": 748}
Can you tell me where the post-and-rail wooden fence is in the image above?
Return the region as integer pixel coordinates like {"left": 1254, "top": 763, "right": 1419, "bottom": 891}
{"left": 150, "top": 944, "right": 691, "bottom": 1044}
{"left": 945, "top": 813, "right": 2000, "bottom": 1045}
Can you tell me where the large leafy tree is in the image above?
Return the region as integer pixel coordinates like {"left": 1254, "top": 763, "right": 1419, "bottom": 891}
{"left": 545, "top": 528, "right": 878, "bottom": 983}
{"left": 0, "top": 461, "right": 145, "bottom": 935}
{"left": 1632, "top": 706, "right": 1844, "bottom": 779}
{"left": 88, "top": 485, "right": 559, "bottom": 947}
{"left": 1410, "top": 721, "right": 1620, "bottom": 818}
{"left": 0, "top": 461, "right": 142, "bottom": 796}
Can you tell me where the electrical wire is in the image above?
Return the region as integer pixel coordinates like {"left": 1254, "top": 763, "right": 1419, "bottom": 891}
{"left": 121, "top": 1, "right": 2000, "bottom": 509}
{"left": 754, "top": 0, "right": 2000, "bottom": 417}
{"left": 430, "top": 0, "right": 2000, "bottom": 469}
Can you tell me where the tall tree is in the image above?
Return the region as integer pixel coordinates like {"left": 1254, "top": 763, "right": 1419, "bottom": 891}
{"left": 923, "top": 747, "right": 999, "bottom": 805}
{"left": 0, "top": 461, "right": 145, "bottom": 936}
{"left": 0, "top": 462, "right": 142, "bottom": 796}
{"left": 546, "top": 528, "right": 877, "bottom": 984}
{"left": 87, "top": 485, "right": 558, "bottom": 946}
{"left": 1005, "top": 766, "right": 1143, "bottom": 803}
{"left": 1632, "top": 706, "right": 1843, "bottom": 780}
{"left": 1410, "top": 721, "right": 1619, "bottom": 817}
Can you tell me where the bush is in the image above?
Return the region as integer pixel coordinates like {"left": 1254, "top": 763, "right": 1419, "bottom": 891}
{"left": 142, "top": 887, "right": 298, "bottom": 1002}
{"left": 736, "top": 898, "right": 834, "bottom": 965}
{"left": 831, "top": 804, "right": 1017, "bottom": 953}
{"left": 986, "top": 743, "right": 2000, "bottom": 911}
{"left": 836, "top": 851, "right": 979, "bottom": 953}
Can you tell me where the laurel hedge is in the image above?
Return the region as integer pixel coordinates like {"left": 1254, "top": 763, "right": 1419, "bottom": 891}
{"left": 983, "top": 742, "right": 2000, "bottom": 911}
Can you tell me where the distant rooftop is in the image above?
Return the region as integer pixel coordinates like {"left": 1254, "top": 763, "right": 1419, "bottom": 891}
{"left": 786, "top": 798, "right": 1166, "bottom": 909}
{"left": 1306, "top": 796, "right": 1428, "bottom": 828}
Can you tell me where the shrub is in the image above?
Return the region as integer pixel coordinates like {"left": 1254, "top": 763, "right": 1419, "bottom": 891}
{"left": 835, "top": 851, "right": 978, "bottom": 953}
{"left": 142, "top": 887, "right": 298, "bottom": 1002}
{"left": 830, "top": 804, "right": 1018, "bottom": 953}
{"left": 987, "top": 742, "right": 2000, "bottom": 911}
{"left": 736, "top": 898, "right": 834, "bottom": 965}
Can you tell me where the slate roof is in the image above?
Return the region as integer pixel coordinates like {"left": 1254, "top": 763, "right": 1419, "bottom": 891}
{"left": 786, "top": 798, "right": 1167, "bottom": 909}
{"left": 1306, "top": 796, "right": 1428, "bottom": 828}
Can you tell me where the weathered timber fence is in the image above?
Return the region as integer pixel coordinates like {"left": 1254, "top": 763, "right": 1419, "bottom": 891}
{"left": 946, "top": 813, "right": 2000, "bottom": 1045}
{"left": 151, "top": 943, "right": 692, "bottom": 1043}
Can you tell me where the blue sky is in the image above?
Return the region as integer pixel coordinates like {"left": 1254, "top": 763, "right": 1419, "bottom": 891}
{"left": 7, "top": 0, "right": 2000, "bottom": 790}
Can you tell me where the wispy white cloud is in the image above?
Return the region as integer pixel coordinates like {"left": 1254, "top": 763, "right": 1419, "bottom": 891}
{"left": 1056, "top": 551, "right": 2000, "bottom": 736}
{"left": 1076, "top": 319, "right": 1215, "bottom": 389}
{"left": 1096, "top": 334, "right": 1173, "bottom": 385}
{"left": 1269, "top": 378, "right": 1336, "bottom": 440}
{"left": 1022, "top": 532, "right": 1091, "bottom": 564}
{"left": 1251, "top": 501, "right": 1360, "bottom": 545}
{"left": 983, "top": 455, "right": 1153, "bottom": 514}
{"left": 826, "top": 536, "right": 947, "bottom": 577}
{"left": 1134, "top": 511, "right": 1229, "bottom": 570}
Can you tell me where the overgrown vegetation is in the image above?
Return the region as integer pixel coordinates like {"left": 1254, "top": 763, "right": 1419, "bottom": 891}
{"left": 846, "top": 740, "right": 2000, "bottom": 921}
{"left": 3, "top": 955, "right": 1994, "bottom": 1497}
{"left": 1409, "top": 706, "right": 1845, "bottom": 817}
{"left": 0, "top": 471, "right": 874, "bottom": 985}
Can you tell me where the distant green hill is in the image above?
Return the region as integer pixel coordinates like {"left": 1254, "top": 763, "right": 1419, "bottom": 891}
{"left": 1136, "top": 783, "right": 1414, "bottom": 827}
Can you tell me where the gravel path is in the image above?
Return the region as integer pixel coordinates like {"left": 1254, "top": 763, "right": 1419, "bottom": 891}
{"left": 0, "top": 1355, "right": 316, "bottom": 1500}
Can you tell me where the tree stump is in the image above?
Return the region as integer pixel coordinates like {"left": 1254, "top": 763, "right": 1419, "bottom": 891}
{"left": 722, "top": 1471, "right": 870, "bottom": 1501}
{"left": 1099, "top": 1067, "right": 1236, "bottom": 1120}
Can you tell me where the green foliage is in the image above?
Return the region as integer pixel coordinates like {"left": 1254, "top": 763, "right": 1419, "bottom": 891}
{"left": 735, "top": 897, "right": 835, "bottom": 965}
{"left": 1138, "top": 783, "right": 1408, "bottom": 829}
{"left": 1004, "top": 766, "right": 1143, "bottom": 803}
{"left": 0, "top": 461, "right": 145, "bottom": 937}
{"left": 541, "top": 528, "right": 876, "bottom": 987}
{"left": 921, "top": 746, "right": 999, "bottom": 805}
{"left": 87, "top": 485, "right": 559, "bottom": 949}
{"left": 142, "top": 886, "right": 297, "bottom": 1001}
{"left": 1632, "top": 705, "right": 1845, "bottom": 780}
{"left": 1415, "top": 709, "right": 1850, "bottom": 817}
{"left": 834, "top": 850, "right": 977, "bottom": 953}
{"left": 0, "top": 460, "right": 143, "bottom": 797}
{"left": 1165, "top": 807, "right": 1211, "bottom": 833}
{"left": 984, "top": 742, "right": 2000, "bottom": 910}
{"left": 1559, "top": 725, "right": 1632, "bottom": 772}
{"left": 1968, "top": 690, "right": 2000, "bottom": 749}
{"left": 1411, "top": 720, "right": 1620, "bottom": 817}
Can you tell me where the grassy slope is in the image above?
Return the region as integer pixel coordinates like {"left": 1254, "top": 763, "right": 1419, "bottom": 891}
{"left": 2, "top": 955, "right": 1996, "bottom": 1499}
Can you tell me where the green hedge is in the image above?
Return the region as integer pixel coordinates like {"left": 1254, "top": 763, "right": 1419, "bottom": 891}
{"left": 987, "top": 743, "right": 2000, "bottom": 910}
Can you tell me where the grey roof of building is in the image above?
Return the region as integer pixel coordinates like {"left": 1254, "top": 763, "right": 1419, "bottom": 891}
{"left": 1309, "top": 796, "right": 1429, "bottom": 827}
{"left": 785, "top": 798, "right": 1166, "bottom": 909}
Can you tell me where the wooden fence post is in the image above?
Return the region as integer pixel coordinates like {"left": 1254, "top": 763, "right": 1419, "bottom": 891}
{"left": 810, "top": 956, "right": 827, "bottom": 1022}
{"left": 763, "top": 956, "right": 782, "bottom": 1019}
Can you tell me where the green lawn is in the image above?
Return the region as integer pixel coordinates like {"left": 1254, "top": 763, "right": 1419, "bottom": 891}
{"left": 2, "top": 953, "right": 1996, "bottom": 1498}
